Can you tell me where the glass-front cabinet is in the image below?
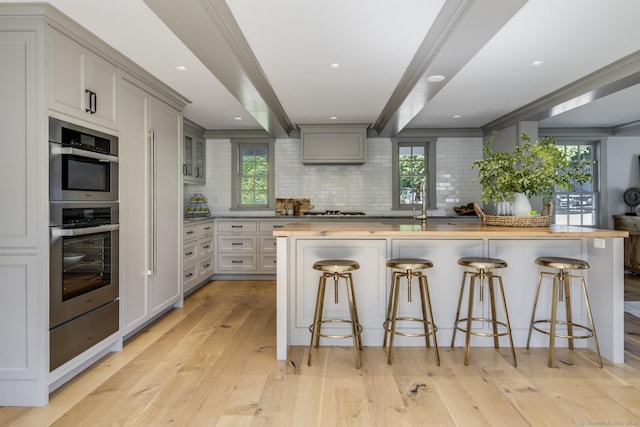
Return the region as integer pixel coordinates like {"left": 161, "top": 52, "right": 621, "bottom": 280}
{"left": 183, "top": 119, "right": 206, "bottom": 184}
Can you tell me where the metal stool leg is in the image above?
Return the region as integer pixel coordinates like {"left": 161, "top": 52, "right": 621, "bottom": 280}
{"left": 562, "top": 272, "right": 574, "bottom": 350}
{"left": 386, "top": 271, "right": 402, "bottom": 365}
{"left": 383, "top": 271, "right": 399, "bottom": 349}
{"left": 451, "top": 271, "right": 469, "bottom": 347}
{"left": 308, "top": 275, "right": 327, "bottom": 366}
{"left": 548, "top": 275, "right": 560, "bottom": 368}
{"left": 487, "top": 274, "right": 500, "bottom": 349}
{"left": 420, "top": 274, "right": 440, "bottom": 365}
{"left": 464, "top": 273, "right": 477, "bottom": 366}
{"left": 345, "top": 273, "right": 361, "bottom": 368}
{"left": 496, "top": 274, "right": 517, "bottom": 367}
{"left": 580, "top": 276, "right": 603, "bottom": 368}
{"left": 527, "top": 272, "right": 545, "bottom": 349}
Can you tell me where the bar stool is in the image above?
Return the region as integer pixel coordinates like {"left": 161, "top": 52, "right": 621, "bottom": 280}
{"left": 383, "top": 258, "right": 439, "bottom": 365}
{"left": 307, "top": 259, "right": 363, "bottom": 368}
{"left": 527, "top": 256, "right": 602, "bottom": 368}
{"left": 451, "top": 257, "right": 517, "bottom": 367}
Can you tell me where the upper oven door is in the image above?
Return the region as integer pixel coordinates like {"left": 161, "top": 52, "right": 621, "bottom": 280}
{"left": 49, "top": 143, "right": 119, "bottom": 201}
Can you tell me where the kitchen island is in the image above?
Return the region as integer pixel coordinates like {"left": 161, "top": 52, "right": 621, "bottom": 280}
{"left": 274, "top": 222, "right": 628, "bottom": 363}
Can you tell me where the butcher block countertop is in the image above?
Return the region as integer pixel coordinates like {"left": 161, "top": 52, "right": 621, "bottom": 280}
{"left": 273, "top": 221, "right": 629, "bottom": 238}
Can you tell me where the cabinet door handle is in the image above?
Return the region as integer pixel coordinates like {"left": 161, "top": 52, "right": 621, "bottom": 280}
{"left": 183, "top": 164, "right": 188, "bottom": 175}
{"left": 195, "top": 167, "right": 200, "bottom": 177}
{"left": 231, "top": 260, "right": 243, "bottom": 264}
{"left": 85, "top": 89, "right": 96, "bottom": 114}
{"left": 231, "top": 242, "right": 243, "bottom": 246}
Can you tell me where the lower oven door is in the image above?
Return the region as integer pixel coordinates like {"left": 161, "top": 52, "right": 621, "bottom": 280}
{"left": 50, "top": 224, "right": 119, "bottom": 328}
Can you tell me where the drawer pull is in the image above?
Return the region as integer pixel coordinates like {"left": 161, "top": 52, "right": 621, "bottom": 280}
{"left": 231, "top": 225, "right": 243, "bottom": 228}
{"left": 185, "top": 272, "right": 193, "bottom": 278}
{"left": 273, "top": 225, "right": 283, "bottom": 229}
{"left": 231, "top": 242, "right": 243, "bottom": 246}
{"left": 186, "top": 230, "right": 195, "bottom": 235}
{"left": 204, "top": 226, "right": 211, "bottom": 230}
{"left": 273, "top": 242, "right": 277, "bottom": 246}
{"left": 185, "top": 251, "right": 194, "bottom": 256}
{"left": 231, "top": 260, "right": 244, "bottom": 264}
{"left": 203, "top": 245, "right": 211, "bottom": 249}
{"left": 203, "top": 263, "right": 210, "bottom": 268}
{"left": 273, "top": 260, "right": 277, "bottom": 264}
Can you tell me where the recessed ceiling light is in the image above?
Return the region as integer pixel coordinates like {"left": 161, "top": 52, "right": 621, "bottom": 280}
{"left": 453, "top": 115, "right": 461, "bottom": 118}
{"left": 330, "top": 63, "right": 341, "bottom": 69}
{"left": 176, "top": 66, "right": 187, "bottom": 71}
{"left": 427, "top": 74, "right": 445, "bottom": 82}
{"left": 234, "top": 116, "right": 243, "bottom": 120}
{"left": 330, "top": 116, "right": 338, "bottom": 120}
{"left": 531, "top": 60, "right": 544, "bottom": 66}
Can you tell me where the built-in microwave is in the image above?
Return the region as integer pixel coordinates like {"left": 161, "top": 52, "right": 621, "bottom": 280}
{"left": 49, "top": 117, "right": 118, "bottom": 201}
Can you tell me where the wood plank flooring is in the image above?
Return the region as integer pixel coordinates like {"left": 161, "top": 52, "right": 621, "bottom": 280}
{"left": 2, "top": 278, "right": 640, "bottom": 426}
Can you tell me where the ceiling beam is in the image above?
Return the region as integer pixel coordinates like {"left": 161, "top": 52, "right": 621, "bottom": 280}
{"left": 373, "top": 0, "right": 528, "bottom": 137}
{"left": 483, "top": 50, "right": 640, "bottom": 134}
{"left": 143, "top": 0, "right": 294, "bottom": 137}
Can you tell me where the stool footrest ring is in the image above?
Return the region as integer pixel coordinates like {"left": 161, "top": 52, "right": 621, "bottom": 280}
{"left": 383, "top": 317, "right": 438, "bottom": 338}
{"left": 531, "top": 319, "right": 595, "bottom": 340}
{"left": 454, "top": 317, "right": 513, "bottom": 338}
{"left": 309, "top": 319, "right": 363, "bottom": 341}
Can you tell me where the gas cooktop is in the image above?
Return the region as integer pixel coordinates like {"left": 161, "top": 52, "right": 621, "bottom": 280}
{"left": 303, "top": 210, "right": 366, "bottom": 216}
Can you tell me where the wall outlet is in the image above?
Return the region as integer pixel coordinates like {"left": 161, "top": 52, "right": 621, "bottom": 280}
{"left": 594, "top": 238, "right": 605, "bottom": 249}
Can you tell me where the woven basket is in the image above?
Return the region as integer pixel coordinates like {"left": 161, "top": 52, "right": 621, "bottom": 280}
{"left": 474, "top": 202, "right": 553, "bottom": 227}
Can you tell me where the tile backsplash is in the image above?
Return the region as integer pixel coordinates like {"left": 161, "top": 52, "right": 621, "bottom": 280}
{"left": 186, "top": 136, "right": 483, "bottom": 216}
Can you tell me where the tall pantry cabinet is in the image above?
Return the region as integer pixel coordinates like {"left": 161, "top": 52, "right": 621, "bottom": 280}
{"left": 119, "top": 77, "right": 184, "bottom": 336}
{"left": 0, "top": 4, "right": 187, "bottom": 405}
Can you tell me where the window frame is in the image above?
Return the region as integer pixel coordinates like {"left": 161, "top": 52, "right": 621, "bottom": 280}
{"left": 391, "top": 138, "right": 437, "bottom": 210}
{"left": 550, "top": 138, "right": 600, "bottom": 228}
{"left": 231, "top": 139, "right": 275, "bottom": 210}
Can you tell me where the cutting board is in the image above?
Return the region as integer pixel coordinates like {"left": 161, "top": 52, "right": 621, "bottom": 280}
{"left": 276, "top": 198, "right": 311, "bottom": 215}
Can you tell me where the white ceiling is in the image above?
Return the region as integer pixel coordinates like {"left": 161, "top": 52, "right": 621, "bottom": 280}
{"left": 7, "top": 0, "right": 640, "bottom": 136}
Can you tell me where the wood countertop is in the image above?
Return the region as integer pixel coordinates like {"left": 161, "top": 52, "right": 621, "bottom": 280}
{"left": 273, "top": 221, "right": 629, "bottom": 238}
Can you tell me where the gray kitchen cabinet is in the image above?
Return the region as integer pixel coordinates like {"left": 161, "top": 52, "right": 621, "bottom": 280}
{"left": 48, "top": 27, "right": 118, "bottom": 131}
{"left": 183, "top": 219, "right": 214, "bottom": 294}
{"left": 214, "top": 218, "right": 294, "bottom": 275}
{"left": 300, "top": 124, "right": 367, "bottom": 164}
{"left": 183, "top": 119, "right": 206, "bottom": 184}
{"left": 119, "top": 77, "right": 185, "bottom": 337}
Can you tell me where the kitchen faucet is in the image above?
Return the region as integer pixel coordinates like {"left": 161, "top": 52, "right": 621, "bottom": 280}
{"left": 413, "top": 181, "right": 428, "bottom": 226}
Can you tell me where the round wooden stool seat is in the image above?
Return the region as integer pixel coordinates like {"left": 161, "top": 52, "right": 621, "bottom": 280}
{"left": 457, "top": 257, "right": 507, "bottom": 270}
{"left": 535, "top": 256, "right": 589, "bottom": 270}
{"left": 313, "top": 259, "right": 359, "bottom": 273}
{"left": 386, "top": 258, "right": 433, "bottom": 270}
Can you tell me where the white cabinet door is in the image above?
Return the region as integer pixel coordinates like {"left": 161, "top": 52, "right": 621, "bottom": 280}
{"left": 120, "top": 79, "right": 182, "bottom": 336}
{"left": 49, "top": 28, "right": 118, "bottom": 130}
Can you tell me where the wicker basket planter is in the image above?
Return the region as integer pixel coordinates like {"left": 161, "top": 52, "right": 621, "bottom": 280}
{"left": 474, "top": 202, "right": 553, "bottom": 227}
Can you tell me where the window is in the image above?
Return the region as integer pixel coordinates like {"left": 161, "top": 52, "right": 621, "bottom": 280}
{"left": 231, "top": 140, "right": 274, "bottom": 209}
{"left": 552, "top": 140, "right": 599, "bottom": 227}
{"left": 392, "top": 139, "right": 436, "bottom": 210}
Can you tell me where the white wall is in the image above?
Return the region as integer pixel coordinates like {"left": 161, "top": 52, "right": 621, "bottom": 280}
{"left": 602, "top": 136, "right": 640, "bottom": 228}
{"left": 186, "top": 136, "right": 483, "bottom": 216}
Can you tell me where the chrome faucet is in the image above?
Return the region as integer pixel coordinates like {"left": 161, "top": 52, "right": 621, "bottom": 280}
{"left": 413, "top": 182, "right": 428, "bottom": 226}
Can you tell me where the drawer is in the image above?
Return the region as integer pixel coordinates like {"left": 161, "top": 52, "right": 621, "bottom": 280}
{"left": 217, "top": 235, "right": 256, "bottom": 252}
{"left": 259, "top": 254, "right": 277, "bottom": 271}
{"left": 217, "top": 220, "right": 257, "bottom": 233}
{"left": 183, "top": 223, "right": 198, "bottom": 241}
{"left": 183, "top": 262, "right": 198, "bottom": 293}
{"left": 198, "top": 255, "right": 214, "bottom": 281}
{"left": 260, "top": 235, "right": 277, "bottom": 252}
{"left": 217, "top": 254, "right": 256, "bottom": 271}
{"left": 183, "top": 241, "right": 198, "bottom": 262}
{"left": 259, "top": 219, "right": 293, "bottom": 233}
{"left": 199, "top": 237, "right": 214, "bottom": 255}
{"left": 198, "top": 220, "right": 214, "bottom": 236}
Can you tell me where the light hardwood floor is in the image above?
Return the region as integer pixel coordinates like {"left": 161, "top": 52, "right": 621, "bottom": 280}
{"left": 2, "top": 279, "right": 640, "bottom": 426}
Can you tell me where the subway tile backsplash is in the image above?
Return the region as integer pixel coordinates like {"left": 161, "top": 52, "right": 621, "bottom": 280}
{"left": 185, "top": 136, "right": 483, "bottom": 216}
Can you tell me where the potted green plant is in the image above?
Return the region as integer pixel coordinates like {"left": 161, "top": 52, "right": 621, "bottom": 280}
{"left": 472, "top": 133, "right": 592, "bottom": 216}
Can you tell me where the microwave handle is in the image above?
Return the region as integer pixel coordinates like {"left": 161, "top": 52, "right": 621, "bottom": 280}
{"left": 50, "top": 146, "right": 119, "bottom": 163}
{"left": 51, "top": 224, "right": 119, "bottom": 237}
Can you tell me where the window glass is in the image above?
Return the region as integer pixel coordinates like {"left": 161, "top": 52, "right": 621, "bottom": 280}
{"left": 392, "top": 139, "right": 436, "bottom": 209}
{"left": 231, "top": 140, "right": 274, "bottom": 209}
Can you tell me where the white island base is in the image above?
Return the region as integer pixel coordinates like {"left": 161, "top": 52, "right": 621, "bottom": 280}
{"left": 275, "top": 222, "right": 627, "bottom": 364}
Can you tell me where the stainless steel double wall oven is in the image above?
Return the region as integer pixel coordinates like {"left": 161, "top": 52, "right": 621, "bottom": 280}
{"left": 49, "top": 117, "right": 120, "bottom": 371}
